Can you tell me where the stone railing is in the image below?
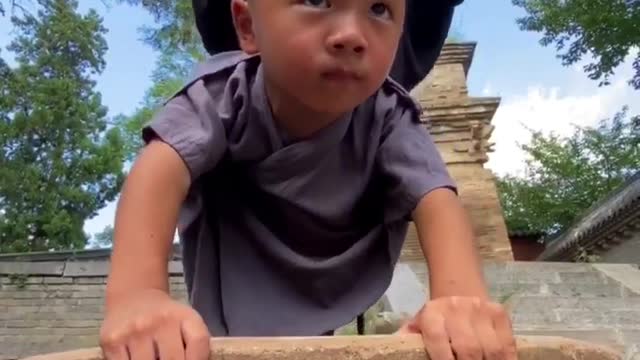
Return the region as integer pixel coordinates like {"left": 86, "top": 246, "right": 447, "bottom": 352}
{"left": 22, "top": 335, "right": 622, "bottom": 360}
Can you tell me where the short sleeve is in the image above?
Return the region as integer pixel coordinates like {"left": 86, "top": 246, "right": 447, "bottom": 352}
{"left": 142, "top": 79, "right": 228, "bottom": 180}
{"left": 376, "top": 104, "right": 458, "bottom": 222}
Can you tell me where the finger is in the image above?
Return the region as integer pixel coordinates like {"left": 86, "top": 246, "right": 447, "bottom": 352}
{"left": 489, "top": 302, "right": 518, "bottom": 360}
{"left": 446, "top": 315, "right": 482, "bottom": 360}
{"left": 155, "top": 324, "right": 186, "bottom": 360}
{"left": 472, "top": 315, "right": 504, "bottom": 360}
{"left": 182, "top": 315, "right": 211, "bottom": 360}
{"left": 102, "top": 344, "right": 129, "bottom": 360}
{"left": 419, "top": 311, "right": 455, "bottom": 360}
{"left": 100, "top": 329, "right": 130, "bottom": 360}
{"left": 127, "top": 337, "right": 156, "bottom": 360}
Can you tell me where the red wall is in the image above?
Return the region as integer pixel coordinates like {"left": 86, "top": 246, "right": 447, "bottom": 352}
{"left": 509, "top": 236, "right": 545, "bottom": 261}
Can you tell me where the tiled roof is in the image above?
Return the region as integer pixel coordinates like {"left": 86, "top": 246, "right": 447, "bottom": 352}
{"left": 538, "top": 171, "right": 640, "bottom": 261}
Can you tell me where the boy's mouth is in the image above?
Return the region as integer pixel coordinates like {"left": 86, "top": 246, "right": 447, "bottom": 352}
{"left": 320, "top": 67, "right": 363, "bottom": 82}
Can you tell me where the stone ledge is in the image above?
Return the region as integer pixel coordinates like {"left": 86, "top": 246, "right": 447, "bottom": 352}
{"left": 0, "top": 260, "right": 184, "bottom": 277}
{"left": 22, "top": 335, "right": 622, "bottom": 360}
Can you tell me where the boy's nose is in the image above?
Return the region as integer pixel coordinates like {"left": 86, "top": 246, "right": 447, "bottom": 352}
{"left": 326, "top": 21, "right": 368, "bottom": 55}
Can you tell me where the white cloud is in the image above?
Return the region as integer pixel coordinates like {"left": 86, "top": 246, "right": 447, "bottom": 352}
{"left": 485, "top": 52, "right": 639, "bottom": 177}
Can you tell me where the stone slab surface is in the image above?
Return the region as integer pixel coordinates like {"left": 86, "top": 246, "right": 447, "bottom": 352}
{"left": 21, "top": 335, "right": 622, "bottom": 360}
{"left": 593, "top": 264, "right": 640, "bottom": 295}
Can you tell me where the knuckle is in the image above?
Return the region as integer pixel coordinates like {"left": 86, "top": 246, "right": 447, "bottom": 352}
{"left": 132, "top": 316, "right": 155, "bottom": 334}
{"left": 455, "top": 341, "right": 482, "bottom": 358}
{"left": 488, "top": 301, "right": 507, "bottom": 315}
{"left": 486, "top": 345, "right": 505, "bottom": 360}
{"left": 99, "top": 329, "right": 122, "bottom": 348}
{"left": 505, "top": 339, "right": 518, "bottom": 356}
{"left": 422, "top": 324, "right": 446, "bottom": 340}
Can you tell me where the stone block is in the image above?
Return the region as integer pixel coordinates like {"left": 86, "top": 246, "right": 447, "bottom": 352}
{"left": 489, "top": 283, "right": 542, "bottom": 300}
{"left": 169, "top": 276, "right": 186, "bottom": 284}
{"left": 70, "top": 290, "right": 104, "bottom": 299}
{"left": 44, "top": 277, "right": 74, "bottom": 284}
{"left": 20, "top": 335, "right": 623, "bottom": 360}
{"left": 545, "top": 282, "right": 627, "bottom": 298}
{"left": 73, "top": 277, "right": 106, "bottom": 285}
{"left": 511, "top": 296, "right": 640, "bottom": 313}
{"left": 0, "top": 262, "right": 65, "bottom": 276}
{"left": 485, "top": 265, "right": 561, "bottom": 284}
{"left": 557, "top": 270, "right": 611, "bottom": 285}
{"left": 593, "top": 264, "right": 640, "bottom": 295}
{"left": 602, "top": 311, "right": 640, "bottom": 328}
{"left": 554, "top": 309, "right": 607, "bottom": 327}
{"left": 507, "top": 261, "right": 593, "bottom": 273}
{"left": 63, "top": 262, "right": 109, "bottom": 277}
{"left": 511, "top": 309, "right": 561, "bottom": 327}
{"left": 168, "top": 261, "right": 183, "bottom": 275}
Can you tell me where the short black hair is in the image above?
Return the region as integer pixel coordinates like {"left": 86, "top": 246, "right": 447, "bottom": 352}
{"left": 192, "top": 0, "right": 239, "bottom": 54}
{"left": 192, "top": 0, "right": 464, "bottom": 91}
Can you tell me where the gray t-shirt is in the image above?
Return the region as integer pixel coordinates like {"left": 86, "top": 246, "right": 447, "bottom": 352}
{"left": 142, "top": 51, "right": 457, "bottom": 336}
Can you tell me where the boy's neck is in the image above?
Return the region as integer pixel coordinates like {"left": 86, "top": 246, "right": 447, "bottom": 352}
{"left": 264, "top": 74, "right": 347, "bottom": 141}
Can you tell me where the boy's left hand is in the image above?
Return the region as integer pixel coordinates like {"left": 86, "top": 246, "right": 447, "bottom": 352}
{"left": 396, "top": 296, "right": 518, "bottom": 360}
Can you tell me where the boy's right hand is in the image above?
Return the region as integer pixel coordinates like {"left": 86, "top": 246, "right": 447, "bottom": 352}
{"left": 99, "top": 288, "right": 211, "bottom": 360}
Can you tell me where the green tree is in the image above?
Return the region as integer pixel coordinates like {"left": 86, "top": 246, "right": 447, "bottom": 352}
{"left": 497, "top": 107, "right": 640, "bottom": 237}
{"left": 512, "top": 0, "right": 640, "bottom": 89}
{"left": 113, "top": 0, "right": 206, "bottom": 160}
{"left": 89, "top": 225, "right": 113, "bottom": 249}
{"left": 0, "top": 0, "right": 126, "bottom": 253}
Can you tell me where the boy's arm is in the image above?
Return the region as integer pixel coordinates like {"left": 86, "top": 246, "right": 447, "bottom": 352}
{"left": 411, "top": 187, "right": 488, "bottom": 299}
{"left": 404, "top": 188, "right": 517, "bottom": 360}
{"left": 105, "top": 139, "right": 191, "bottom": 307}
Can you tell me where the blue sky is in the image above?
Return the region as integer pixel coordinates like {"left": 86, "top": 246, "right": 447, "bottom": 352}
{"left": 1, "top": 1, "right": 638, "bottom": 238}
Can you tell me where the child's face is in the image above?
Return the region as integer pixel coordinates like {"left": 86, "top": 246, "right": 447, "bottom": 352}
{"left": 232, "top": 0, "right": 406, "bottom": 116}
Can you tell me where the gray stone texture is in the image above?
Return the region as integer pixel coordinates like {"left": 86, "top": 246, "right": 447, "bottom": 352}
{"left": 386, "top": 261, "right": 640, "bottom": 356}
{"left": 0, "top": 260, "right": 639, "bottom": 359}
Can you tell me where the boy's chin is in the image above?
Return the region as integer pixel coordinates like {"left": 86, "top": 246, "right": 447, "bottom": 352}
{"left": 301, "top": 94, "right": 368, "bottom": 116}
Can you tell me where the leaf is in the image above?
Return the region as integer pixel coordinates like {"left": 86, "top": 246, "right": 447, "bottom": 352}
{"left": 0, "top": 0, "right": 126, "bottom": 253}
{"left": 497, "top": 106, "right": 640, "bottom": 238}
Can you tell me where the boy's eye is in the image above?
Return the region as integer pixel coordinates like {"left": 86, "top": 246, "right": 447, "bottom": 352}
{"left": 370, "top": 2, "right": 390, "bottom": 18}
{"left": 303, "top": 0, "right": 330, "bottom": 8}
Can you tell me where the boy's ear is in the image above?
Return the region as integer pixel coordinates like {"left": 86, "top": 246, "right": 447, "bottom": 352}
{"left": 231, "top": 0, "right": 259, "bottom": 54}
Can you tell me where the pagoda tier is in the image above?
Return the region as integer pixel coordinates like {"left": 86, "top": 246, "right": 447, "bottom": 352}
{"left": 401, "top": 42, "right": 514, "bottom": 262}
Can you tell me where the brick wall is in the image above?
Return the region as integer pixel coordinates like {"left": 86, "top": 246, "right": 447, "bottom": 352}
{"left": 2, "top": 260, "right": 639, "bottom": 359}
{"left": 0, "top": 261, "right": 187, "bottom": 360}
{"left": 399, "top": 261, "right": 640, "bottom": 357}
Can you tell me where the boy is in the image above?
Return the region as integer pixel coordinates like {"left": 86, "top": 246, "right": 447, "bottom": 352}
{"left": 100, "top": 1, "right": 517, "bottom": 360}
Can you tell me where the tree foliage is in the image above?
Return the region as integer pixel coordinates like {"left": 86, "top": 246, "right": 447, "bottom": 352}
{"left": 497, "top": 107, "right": 640, "bottom": 237}
{"left": 0, "top": 0, "right": 126, "bottom": 253}
{"left": 88, "top": 224, "right": 113, "bottom": 249}
{"left": 112, "top": 0, "right": 207, "bottom": 160}
{"left": 512, "top": 0, "right": 640, "bottom": 89}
